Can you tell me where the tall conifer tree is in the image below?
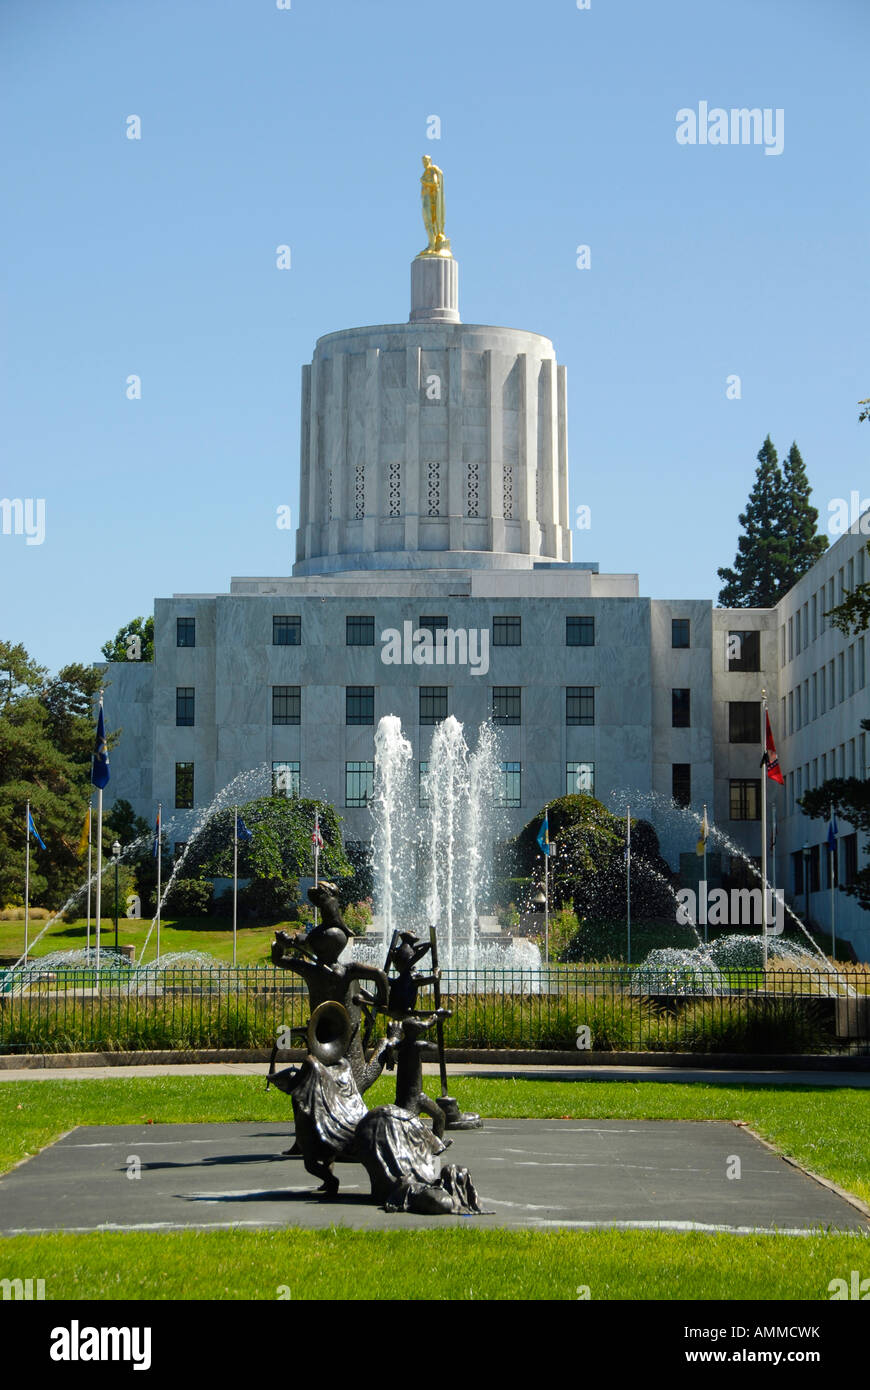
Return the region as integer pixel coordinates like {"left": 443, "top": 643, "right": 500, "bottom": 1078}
{"left": 780, "top": 441, "right": 828, "bottom": 587}
{"left": 717, "top": 436, "right": 789, "bottom": 607}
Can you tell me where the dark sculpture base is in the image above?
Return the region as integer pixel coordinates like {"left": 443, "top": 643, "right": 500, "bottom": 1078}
{"left": 437, "top": 1094, "right": 483, "bottom": 1130}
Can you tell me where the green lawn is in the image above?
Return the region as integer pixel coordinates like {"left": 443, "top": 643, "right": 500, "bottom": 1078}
{"left": 0, "top": 914, "right": 278, "bottom": 965}
{"left": 2, "top": 1076, "right": 867, "bottom": 1300}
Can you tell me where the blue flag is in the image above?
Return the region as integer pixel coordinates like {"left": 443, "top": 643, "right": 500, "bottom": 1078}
{"left": 827, "top": 811, "right": 838, "bottom": 853}
{"left": 236, "top": 815, "right": 253, "bottom": 842}
{"left": 536, "top": 812, "right": 554, "bottom": 857}
{"left": 91, "top": 705, "right": 110, "bottom": 789}
{"left": 28, "top": 810, "right": 46, "bottom": 850}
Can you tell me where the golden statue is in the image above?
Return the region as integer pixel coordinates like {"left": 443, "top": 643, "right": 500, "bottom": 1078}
{"left": 419, "top": 155, "right": 452, "bottom": 257}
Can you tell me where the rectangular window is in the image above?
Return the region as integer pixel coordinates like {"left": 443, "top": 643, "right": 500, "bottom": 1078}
{"left": 729, "top": 701, "right": 761, "bottom": 744}
{"left": 780, "top": 624, "right": 786, "bottom": 664}
{"left": 788, "top": 616, "right": 793, "bottom": 661}
{"left": 811, "top": 594, "right": 817, "bottom": 641}
{"left": 829, "top": 660, "right": 835, "bottom": 707}
{"left": 272, "top": 761, "right": 300, "bottom": 797}
{"left": 848, "top": 644, "right": 855, "bottom": 697}
{"left": 672, "top": 688, "right": 691, "bottom": 728}
{"left": 844, "top": 833, "right": 858, "bottom": 887}
{"left": 819, "top": 668, "right": 826, "bottom": 716}
{"left": 175, "top": 687, "right": 195, "bottom": 727}
{"left": 272, "top": 685, "right": 301, "bottom": 725}
{"left": 788, "top": 690, "right": 794, "bottom": 734}
{"left": 838, "top": 652, "right": 845, "bottom": 703}
{"left": 493, "top": 616, "right": 521, "bottom": 646}
{"left": 419, "top": 686, "right": 448, "bottom": 725}
{"left": 175, "top": 762, "right": 194, "bottom": 809}
{"left": 346, "top": 686, "right": 374, "bottom": 725}
{"left": 793, "top": 850, "right": 804, "bottom": 898}
{"left": 345, "top": 761, "right": 374, "bottom": 808}
{"left": 859, "top": 637, "right": 866, "bottom": 690}
{"left": 273, "top": 615, "right": 301, "bottom": 646}
{"left": 176, "top": 617, "right": 195, "bottom": 648}
{"left": 671, "top": 618, "right": 690, "bottom": 649}
{"left": 728, "top": 629, "right": 760, "bottom": 672}
{"left": 811, "top": 673, "right": 817, "bottom": 720}
{"left": 795, "top": 610, "right": 801, "bottom": 653}
{"left": 419, "top": 615, "right": 448, "bottom": 638}
{"left": 419, "top": 761, "right": 430, "bottom": 809}
{"left": 566, "top": 686, "right": 595, "bottom": 726}
{"left": 492, "top": 686, "right": 521, "bottom": 725}
{"left": 173, "top": 841, "right": 188, "bottom": 861}
{"left": 346, "top": 615, "right": 375, "bottom": 646}
{"left": 567, "top": 761, "right": 595, "bottom": 796}
{"left": 729, "top": 778, "right": 760, "bottom": 821}
{"left": 566, "top": 616, "right": 594, "bottom": 647}
{"left": 496, "top": 762, "right": 522, "bottom": 808}
{"left": 672, "top": 763, "right": 691, "bottom": 808}
{"left": 796, "top": 686, "right": 802, "bottom": 729}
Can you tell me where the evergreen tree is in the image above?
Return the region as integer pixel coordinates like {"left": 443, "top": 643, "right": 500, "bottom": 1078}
{"left": 779, "top": 441, "right": 828, "bottom": 587}
{"left": 101, "top": 616, "right": 154, "bottom": 663}
{"left": 717, "top": 436, "right": 790, "bottom": 607}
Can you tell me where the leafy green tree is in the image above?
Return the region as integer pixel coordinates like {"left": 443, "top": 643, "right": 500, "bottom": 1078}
{"left": 183, "top": 796, "right": 352, "bottom": 921}
{"left": 717, "top": 437, "right": 791, "bottom": 607}
{"left": 799, "top": 721, "right": 870, "bottom": 913}
{"left": 101, "top": 616, "right": 154, "bottom": 663}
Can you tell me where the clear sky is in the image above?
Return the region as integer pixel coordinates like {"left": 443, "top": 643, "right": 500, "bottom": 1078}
{"left": 2, "top": 0, "right": 868, "bottom": 674}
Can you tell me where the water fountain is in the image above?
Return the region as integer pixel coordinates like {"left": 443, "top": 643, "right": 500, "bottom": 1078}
{"left": 351, "top": 714, "right": 542, "bottom": 978}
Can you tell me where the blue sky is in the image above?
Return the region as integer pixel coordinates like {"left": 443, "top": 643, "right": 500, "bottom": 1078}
{"left": 2, "top": 0, "right": 868, "bottom": 674}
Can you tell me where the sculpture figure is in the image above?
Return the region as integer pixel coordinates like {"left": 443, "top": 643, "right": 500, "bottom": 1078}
{"left": 419, "top": 155, "right": 451, "bottom": 257}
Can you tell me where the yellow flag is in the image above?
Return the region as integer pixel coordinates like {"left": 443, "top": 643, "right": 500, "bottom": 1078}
{"left": 696, "top": 806, "right": 708, "bottom": 857}
{"left": 77, "top": 805, "right": 91, "bottom": 858}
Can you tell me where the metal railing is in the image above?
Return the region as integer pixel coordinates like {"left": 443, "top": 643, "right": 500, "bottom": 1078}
{"left": 0, "top": 964, "right": 867, "bottom": 1055}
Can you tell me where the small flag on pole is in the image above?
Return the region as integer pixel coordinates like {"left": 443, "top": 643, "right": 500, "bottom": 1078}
{"left": 827, "top": 810, "right": 839, "bottom": 854}
{"left": 152, "top": 809, "right": 161, "bottom": 858}
{"left": 236, "top": 814, "right": 253, "bottom": 843}
{"left": 77, "top": 806, "right": 91, "bottom": 858}
{"left": 762, "top": 710, "right": 785, "bottom": 784}
{"left": 537, "top": 811, "right": 554, "bottom": 857}
{"left": 311, "top": 813, "right": 323, "bottom": 851}
{"left": 696, "top": 806, "right": 708, "bottom": 857}
{"left": 28, "top": 809, "right": 46, "bottom": 851}
{"left": 91, "top": 705, "right": 110, "bottom": 788}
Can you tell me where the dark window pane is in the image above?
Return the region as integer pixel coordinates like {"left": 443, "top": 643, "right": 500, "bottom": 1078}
{"left": 176, "top": 687, "right": 195, "bottom": 727}
{"left": 728, "top": 701, "right": 761, "bottom": 744}
{"left": 345, "top": 761, "right": 373, "bottom": 807}
{"left": 497, "top": 762, "right": 522, "bottom": 808}
{"left": 346, "top": 616, "right": 375, "bottom": 646}
{"left": 566, "top": 616, "right": 594, "bottom": 647}
{"left": 672, "top": 618, "right": 690, "bottom": 649}
{"left": 492, "top": 686, "right": 521, "bottom": 725}
{"left": 272, "top": 761, "right": 300, "bottom": 797}
{"left": 175, "top": 762, "right": 194, "bottom": 809}
{"left": 729, "top": 779, "right": 760, "bottom": 821}
{"left": 728, "top": 629, "right": 760, "bottom": 672}
{"left": 418, "top": 615, "right": 448, "bottom": 636}
{"left": 566, "top": 686, "right": 595, "bottom": 726}
{"left": 672, "top": 763, "right": 691, "bottom": 808}
{"left": 272, "top": 685, "right": 301, "bottom": 725}
{"left": 567, "top": 761, "right": 595, "bottom": 796}
{"left": 346, "top": 686, "right": 374, "bottom": 725}
{"left": 419, "top": 686, "right": 448, "bottom": 725}
{"left": 672, "top": 688, "right": 691, "bottom": 728}
{"left": 273, "top": 615, "right": 301, "bottom": 646}
{"left": 176, "top": 617, "right": 195, "bottom": 648}
{"left": 493, "top": 616, "right": 521, "bottom": 646}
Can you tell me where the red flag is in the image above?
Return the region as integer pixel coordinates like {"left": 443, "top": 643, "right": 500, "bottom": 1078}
{"left": 763, "top": 710, "right": 785, "bottom": 784}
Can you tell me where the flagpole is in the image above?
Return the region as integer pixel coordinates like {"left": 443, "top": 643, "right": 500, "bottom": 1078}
{"left": 95, "top": 692, "right": 104, "bottom": 989}
{"left": 544, "top": 848, "right": 549, "bottom": 966}
{"left": 313, "top": 810, "right": 320, "bottom": 929}
{"left": 24, "top": 800, "right": 30, "bottom": 963}
{"left": 86, "top": 797, "right": 92, "bottom": 957}
{"left": 770, "top": 803, "right": 777, "bottom": 909}
{"left": 156, "top": 802, "right": 162, "bottom": 963}
{"left": 830, "top": 803, "right": 836, "bottom": 962}
{"left": 626, "top": 804, "right": 631, "bottom": 965}
{"left": 760, "top": 690, "right": 768, "bottom": 971}
{"left": 701, "top": 803, "right": 708, "bottom": 944}
{"left": 232, "top": 805, "right": 238, "bottom": 968}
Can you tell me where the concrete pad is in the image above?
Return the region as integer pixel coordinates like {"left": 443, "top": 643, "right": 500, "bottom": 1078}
{"left": 0, "top": 1120, "right": 866, "bottom": 1236}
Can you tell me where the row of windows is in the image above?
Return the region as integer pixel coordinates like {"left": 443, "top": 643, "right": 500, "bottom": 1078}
{"left": 172, "top": 685, "right": 598, "bottom": 727}
{"left": 173, "top": 757, "right": 761, "bottom": 820}
{"left": 175, "top": 685, "right": 774, "bottom": 736}
{"left": 782, "top": 636, "right": 867, "bottom": 734}
{"left": 782, "top": 550, "right": 867, "bottom": 666}
{"left": 788, "top": 733, "right": 868, "bottom": 813}
{"left": 792, "top": 834, "right": 860, "bottom": 894}
{"left": 174, "top": 614, "right": 600, "bottom": 649}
